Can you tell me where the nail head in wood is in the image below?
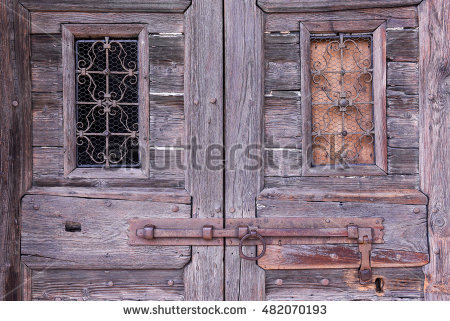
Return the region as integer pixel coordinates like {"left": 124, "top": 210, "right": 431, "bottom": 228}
{"left": 275, "top": 279, "right": 283, "bottom": 286}
{"left": 413, "top": 207, "right": 420, "bottom": 213}
{"left": 214, "top": 205, "right": 221, "bottom": 213}
{"left": 229, "top": 207, "right": 235, "bottom": 213}
{"left": 209, "top": 98, "right": 217, "bottom": 104}
{"left": 193, "top": 99, "right": 199, "bottom": 105}
{"left": 171, "top": 205, "right": 179, "bottom": 212}
{"left": 320, "top": 278, "right": 329, "bottom": 286}
{"left": 12, "top": 100, "right": 19, "bottom": 107}
{"left": 33, "top": 204, "right": 40, "bottom": 210}
{"left": 168, "top": 280, "right": 174, "bottom": 286}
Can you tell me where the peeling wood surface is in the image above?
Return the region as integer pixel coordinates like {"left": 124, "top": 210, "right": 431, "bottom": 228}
{"left": 419, "top": 0, "right": 450, "bottom": 301}
{"left": 258, "top": 245, "right": 428, "bottom": 270}
{"left": 32, "top": 269, "right": 185, "bottom": 301}
{"left": 21, "top": 195, "right": 191, "bottom": 269}
{"left": 265, "top": 268, "right": 425, "bottom": 300}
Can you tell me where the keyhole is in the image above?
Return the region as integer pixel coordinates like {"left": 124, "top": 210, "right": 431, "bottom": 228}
{"left": 375, "top": 277, "right": 384, "bottom": 294}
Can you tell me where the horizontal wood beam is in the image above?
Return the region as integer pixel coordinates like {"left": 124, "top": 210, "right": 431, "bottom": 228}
{"left": 19, "top": 0, "right": 191, "bottom": 12}
{"left": 258, "top": 0, "right": 422, "bottom": 13}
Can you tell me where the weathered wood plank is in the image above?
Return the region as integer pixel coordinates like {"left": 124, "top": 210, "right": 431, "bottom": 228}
{"left": 264, "top": 95, "right": 301, "bottom": 148}
{"left": 21, "top": 195, "right": 191, "bottom": 269}
{"left": 32, "top": 92, "right": 63, "bottom": 147}
{"left": 257, "top": 200, "right": 428, "bottom": 253}
{"left": 258, "top": 0, "right": 421, "bottom": 13}
{"left": 258, "top": 188, "right": 427, "bottom": 205}
{"left": 264, "top": 7, "right": 418, "bottom": 32}
{"left": 27, "top": 186, "right": 191, "bottom": 203}
{"left": 21, "top": 0, "right": 191, "bottom": 12}
{"left": 387, "top": 117, "right": 418, "bottom": 148}
{"left": 32, "top": 269, "right": 184, "bottom": 301}
{"left": 264, "top": 148, "right": 301, "bottom": 177}
{"left": 265, "top": 268, "right": 424, "bottom": 300}
{"left": 419, "top": 0, "right": 450, "bottom": 301}
{"left": 387, "top": 29, "right": 419, "bottom": 62}
{"left": 0, "top": 1, "right": 32, "bottom": 300}
{"left": 388, "top": 147, "right": 419, "bottom": 174}
{"left": 258, "top": 245, "right": 428, "bottom": 269}
{"left": 387, "top": 62, "right": 419, "bottom": 95}
{"left": 31, "top": 12, "right": 185, "bottom": 34}
{"left": 224, "top": 0, "right": 265, "bottom": 301}
{"left": 31, "top": 33, "right": 184, "bottom": 94}
{"left": 264, "top": 175, "right": 420, "bottom": 190}
{"left": 183, "top": 0, "right": 224, "bottom": 301}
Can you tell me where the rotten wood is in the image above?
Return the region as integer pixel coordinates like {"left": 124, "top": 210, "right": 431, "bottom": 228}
{"left": 0, "top": 0, "right": 32, "bottom": 300}
{"left": 419, "top": 0, "right": 450, "bottom": 301}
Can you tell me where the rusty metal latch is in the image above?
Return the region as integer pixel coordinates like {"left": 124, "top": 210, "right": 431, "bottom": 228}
{"left": 128, "top": 217, "right": 383, "bottom": 283}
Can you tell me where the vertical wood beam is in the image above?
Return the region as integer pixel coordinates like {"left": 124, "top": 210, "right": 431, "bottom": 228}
{"left": 183, "top": 0, "right": 224, "bottom": 300}
{"left": 0, "top": 0, "right": 32, "bottom": 300}
{"left": 419, "top": 0, "right": 450, "bottom": 301}
{"left": 224, "top": 0, "right": 265, "bottom": 300}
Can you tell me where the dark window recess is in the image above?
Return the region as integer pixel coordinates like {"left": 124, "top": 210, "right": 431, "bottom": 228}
{"left": 75, "top": 37, "right": 140, "bottom": 168}
{"left": 310, "top": 33, "right": 375, "bottom": 166}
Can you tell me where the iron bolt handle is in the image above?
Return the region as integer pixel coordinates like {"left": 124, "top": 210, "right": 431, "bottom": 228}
{"left": 239, "top": 229, "right": 267, "bottom": 261}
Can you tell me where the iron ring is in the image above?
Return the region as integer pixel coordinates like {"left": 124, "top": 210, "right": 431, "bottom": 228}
{"left": 238, "top": 231, "right": 267, "bottom": 261}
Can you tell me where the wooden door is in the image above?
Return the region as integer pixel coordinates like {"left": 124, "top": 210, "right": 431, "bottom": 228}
{"left": 222, "top": 0, "right": 446, "bottom": 301}
{"left": 16, "top": 0, "right": 225, "bottom": 301}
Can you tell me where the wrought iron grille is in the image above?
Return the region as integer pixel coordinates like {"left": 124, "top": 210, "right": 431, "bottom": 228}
{"left": 310, "top": 33, "right": 375, "bottom": 166}
{"left": 75, "top": 37, "right": 140, "bottom": 168}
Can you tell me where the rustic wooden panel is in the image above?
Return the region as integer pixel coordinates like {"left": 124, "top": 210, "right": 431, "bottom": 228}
{"left": 264, "top": 148, "right": 301, "bottom": 177}
{"left": 257, "top": 200, "right": 428, "bottom": 253}
{"left": 387, "top": 117, "right": 419, "bottom": 148}
{"left": 32, "top": 269, "right": 184, "bottom": 301}
{"left": 258, "top": 0, "right": 421, "bottom": 13}
{"left": 27, "top": 186, "right": 191, "bottom": 203}
{"left": 31, "top": 33, "right": 184, "bottom": 94}
{"left": 419, "top": 0, "right": 450, "bottom": 301}
{"left": 264, "top": 175, "right": 420, "bottom": 190}
{"left": 387, "top": 29, "right": 419, "bottom": 62}
{"left": 388, "top": 147, "right": 419, "bottom": 174}
{"left": 265, "top": 268, "right": 424, "bottom": 300}
{"left": 387, "top": 62, "right": 419, "bottom": 95}
{"left": 21, "top": 195, "right": 191, "bottom": 269}
{"left": 224, "top": 0, "right": 266, "bottom": 300}
{"left": 183, "top": 0, "right": 224, "bottom": 301}
{"left": 32, "top": 92, "right": 63, "bottom": 147}
{"left": 264, "top": 33, "right": 300, "bottom": 92}
{"left": 149, "top": 148, "right": 185, "bottom": 181}
{"left": 31, "top": 12, "right": 185, "bottom": 34}
{"left": 264, "top": 7, "right": 418, "bottom": 32}
{"left": 264, "top": 95, "right": 301, "bottom": 148}
{"left": 21, "top": 0, "right": 191, "bottom": 12}
{"left": 33, "top": 147, "right": 64, "bottom": 179}
{"left": 258, "top": 188, "right": 427, "bottom": 205}
{"left": 0, "top": 2, "right": 32, "bottom": 299}
{"left": 258, "top": 245, "right": 428, "bottom": 269}
{"left": 387, "top": 89, "right": 419, "bottom": 113}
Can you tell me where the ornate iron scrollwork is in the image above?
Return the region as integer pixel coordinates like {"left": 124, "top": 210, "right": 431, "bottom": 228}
{"left": 310, "top": 33, "right": 375, "bottom": 166}
{"left": 75, "top": 37, "right": 140, "bottom": 168}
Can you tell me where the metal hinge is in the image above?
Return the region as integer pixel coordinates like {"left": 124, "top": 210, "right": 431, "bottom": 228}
{"left": 128, "top": 217, "right": 383, "bottom": 284}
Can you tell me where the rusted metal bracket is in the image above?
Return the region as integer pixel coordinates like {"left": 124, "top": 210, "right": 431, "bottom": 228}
{"left": 128, "top": 217, "right": 383, "bottom": 283}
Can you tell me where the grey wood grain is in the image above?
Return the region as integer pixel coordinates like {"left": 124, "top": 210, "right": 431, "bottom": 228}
{"left": 32, "top": 269, "right": 185, "bottom": 301}
{"left": 0, "top": 1, "right": 32, "bottom": 300}
{"left": 419, "top": 0, "right": 450, "bottom": 301}
{"left": 21, "top": 195, "right": 191, "bottom": 269}
{"left": 224, "top": 0, "right": 265, "bottom": 301}
{"left": 183, "top": 0, "right": 224, "bottom": 301}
